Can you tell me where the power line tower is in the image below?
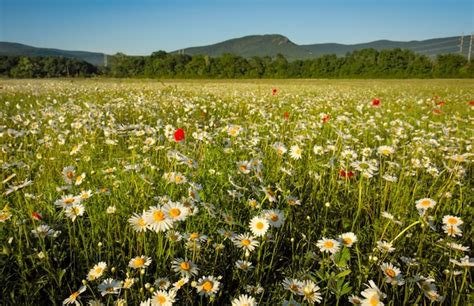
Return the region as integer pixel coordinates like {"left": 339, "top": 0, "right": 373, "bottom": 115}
{"left": 460, "top": 34, "right": 464, "bottom": 54}
{"left": 468, "top": 33, "right": 473, "bottom": 62}
{"left": 104, "top": 54, "right": 108, "bottom": 67}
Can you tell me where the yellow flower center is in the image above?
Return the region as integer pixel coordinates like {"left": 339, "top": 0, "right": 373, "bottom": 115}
{"left": 256, "top": 222, "right": 264, "bottom": 230}
{"left": 153, "top": 211, "right": 165, "bottom": 221}
{"left": 420, "top": 199, "right": 431, "bottom": 207}
{"left": 270, "top": 215, "right": 279, "bottom": 222}
{"left": 70, "top": 291, "right": 80, "bottom": 300}
{"left": 134, "top": 258, "right": 145, "bottom": 267}
{"left": 241, "top": 239, "right": 251, "bottom": 246}
{"left": 370, "top": 295, "right": 379, "bottom": 306}
{"left": 190, "top": 232, "right": 199, "bottom": 240}
{"left": 324, "top": 241, "right": 334, "bottom": 248}
{"left": 169, "top": 208, "right": 181, "bottom": 218}
{"left": 343, "top": 238, "right": 352, "bottom": 245}
{"left": 138, "top": 218, "right": 146, "bottom": 227}
{"left": 447, "top": 217, "right": 458, "bottom": 225}
{"left": 64, "top": 198, "right": 75, "bottom": 204}
{"left": 202, "top": 281, "right": 213, "bottom": 292}
{"left": 180, "top": 262, "right": 190, "bottom": 270}
{"left": 158, "top": 295, "right": 166, "bottom": 304}
{"left": 385, "top": 268, "right": 396, "bottom": 278}
{"left": 67, "top": 171, "right": 74, "bottom": 179}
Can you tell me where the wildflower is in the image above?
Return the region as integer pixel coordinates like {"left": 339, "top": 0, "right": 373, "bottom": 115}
{"left": 449, "top": 255, "right": 474, "bottom": 267}
{"left": 232, "top": 233, "right": 260, "bottom": 252}
{"left": 415, "top": 198, "right": 436, "bottom": 211}
{"left": 263, "top": 209, "right": 285, "bottom": 228}
{"left": 286, "top": 196, "right": 301, "bottom": 206}
{"left": 232, "top": 294, "right": 257, "bottom": 306}
{"left": 282, "top": 278, "right": 303, "bottom": 295}
{"left": 65, "top": 204, "right": 85, "bottom": 222}
{"left": 145, "top": 205, "right": 173, "bottom": 233}
{"left": 380, "top": 262, "right": 404, "bottom": 285}
{"left": 195, "top": 275, "right": 221, "bottom": 296}
{"left": 31, "top": 211, "right": 43, "bottom": 221}
{"left": 339, "top": 169, "right": 355, "bottom": 179}
{"left": 171, "top": 258, "right": 199, "bottom": 277}
{"left": 122, "top": 278, "right": 136, "bottom": 289}
{"left": 62, "top": 166, "right": 76, "bottom": 184}
{"left": 154, "top": 277, "right": 170, "bottom": 290}
{"left": 360, "top": 280, "right": 385, "bottom": 306}
{"left": 272, "top": 88, "right": 278, "bottom": 95}
{"left": 348, "top": 295, "right": 363, "bottom": 304}
{"left": 227, "top": 125, "right": 243, "bottom": 137}
{"left": 87, "top": 262, "right": 107, "bottom": 281}
{"left": 317, "top": 238, "right": 341, "bottom": 254}
{"left": 376, "top": 240, "right": 395, "bottom": 253}
{"left": 339, "top": 232, "right": 357, "bottom": 247}
{"left": 446, "top": 242, "right": 470, "bottom": 252}
{"left": 75, "top": 173, "right": 86, "bottom": 186}
{"left": 174, "top": 128, "right": 185, "bottom": 142}
{"left": 55, "top": 194, "right": 81, "bottom": 208}
{"left": 98, "top": 278, "right": 121, "bottom": 296}
{"left": 377, "top": 145, "right": 394, "bottom": 157}
{"left": 62, "top": 286, "right": 86, "bottom": 305}
{"left": 0, "top": 205, "right": 12, "bottom": 222}
{"left": 106, "top": 206, "right": 116, "bottom": 214}
{"left": 442, "top": 215, "right": 463, "bottom": 227}
{"left": 129, "top": 255, "right": 152, "bottom": 269}
{"left": 128, "top": 212, "right": 148, "bottom": 232}
{"left": 372, "top": 98, "right": 381, "bottom": 107}
{"left": 163, "top": 202, "right": 189, "bottom": 222}
{"left": 237, "top": 160, "right": 252, "bottom": 174}
{"left": 290, "top": 145, "right": 303, "bottom": 160}
{"left": 235, "top": 260, "right": 254, "bottom": 271}
{"left": 249, "top": 216, "right": 269, "bottom": 237}
{"left": 172, "top": 277, "right": 189, "bottom": 290}
{"left": 31, "top": 224, "right": 56, "bottom": 238}
{"left": 443, "top": 225, "right": 462, "bottom": 237}
{"left": 300, "top": 280, "right": 322, "bottom": 304}
{"left": 151, "top": 289, "right": 176, "bottom": 306}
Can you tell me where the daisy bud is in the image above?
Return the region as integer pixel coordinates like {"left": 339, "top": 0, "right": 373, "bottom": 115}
{"left": 111, "top": 267, "right": 116, "bottom": 273}
{"left": 149, "top": 287, "right": 154, "bottom": 293}
{"left": 82, "top": 280, "right": 87, "bottom": 285}
{"left": 191, "top": 281, "right": 197, "bottom": 287}
{"left": 145, "top": 283, "right": 151, "bottom": 289}
{"left": 97, "top": 242, "right": 102, "bottom": 247}
{"left": 290, "top": 238, "right": 295, "bottom": 242}
{"left": 306, "top": 216, "right": 310, "bottom": 220}
{"left": 140, "top": 269, "right": 146, "bottom": 275}
{"left": 325, "top": 202, "right": 330, "bottom": 207}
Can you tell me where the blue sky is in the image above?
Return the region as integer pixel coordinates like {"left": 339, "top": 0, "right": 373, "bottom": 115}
{"left": 0, "top": 0, "right": 472, "bottom": 55}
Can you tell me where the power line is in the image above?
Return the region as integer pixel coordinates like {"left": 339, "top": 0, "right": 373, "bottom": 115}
{"left": 408, "top": 39, "right": 459, "bottom": 51}
{"left": 460, "top": 34, "right": 464, "bottom": 54}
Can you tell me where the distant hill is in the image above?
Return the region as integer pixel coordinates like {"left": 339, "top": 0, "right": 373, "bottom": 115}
{"left": 175, "top": 34, "right": 468, "bottom": 60}
{"left": 0, "top": 42, "right": 106, "bottom": 66}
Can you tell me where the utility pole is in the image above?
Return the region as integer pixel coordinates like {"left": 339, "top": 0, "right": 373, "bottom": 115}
{"left": 468, "top": 33, "right": 473, "bottom": 62}
{"left": 460, "top": 34, "right": 464, "bottom": 54}
{"left": 104, "top": 54, "right": 108, "bottom": 67}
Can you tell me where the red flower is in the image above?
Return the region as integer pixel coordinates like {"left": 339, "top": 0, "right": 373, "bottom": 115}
{"left": 372, "top": 98, "right": 381, "bottom": 107}
{"left": 469, "top": 100, "right": 474, "bottom": 106}
{"left": 272, "top": 88, "right": 278, "bottom": 95}
{"left": 433, "top": 109, "right": 442, "bottom": 115}
{"left": 322, "top": 114, "right": 330, "bottom": 123}
{"left": 283, "top": 111, "right": 290, "bottom": 120}
{"left": 436, "top": 101, "right": 445, "bottom": 107}
{"left": 32, "top": 211, "right": 43, "bottom": 221}
{"left": 339, "top": 169, "right": 354, "bottom": 178}
{"left": 174, "top": 128, "right": 185, "bottom": 142}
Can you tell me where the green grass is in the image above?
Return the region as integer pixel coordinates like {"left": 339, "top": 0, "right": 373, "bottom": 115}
{"left": 0, "top": 79, "right": 473, "bottom": 305}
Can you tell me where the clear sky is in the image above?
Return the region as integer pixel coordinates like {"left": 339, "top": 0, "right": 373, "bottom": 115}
{"left": 0, "top": 0, "right": 472, "bottom": 55}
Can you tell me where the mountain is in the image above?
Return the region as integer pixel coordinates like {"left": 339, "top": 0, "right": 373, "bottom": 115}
{"left": 174, "top": 34, "right": 313, "bottom": 60}
{"left": 175, "top": 34, "right": 468, "bottom": 60}
{"left": 0, "top": 42, "right": 106, "bottom": 66}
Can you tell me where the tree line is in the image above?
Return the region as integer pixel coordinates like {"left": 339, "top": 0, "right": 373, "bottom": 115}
{"left": 1, "top": 48, "right": 473, "bottom": 78}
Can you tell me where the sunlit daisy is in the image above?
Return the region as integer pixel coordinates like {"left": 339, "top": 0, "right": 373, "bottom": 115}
{"left": 249, "top": 216, "right": 269, "bottom": 237}
{"left": 232, "top": 233, "right": 260, "bottom": 252}
{"left": 442, "top": 215, "right": 463, "bottom": 227}
{"left": 290, "top": 145, "right": 303, "bottom": 160}
{"left": 300, "top": 279, "right": 322, "bottom": 304}
{"left": 339, "top": 232, "right": 357, "bottom": 247}
{"left": 263, "top": 209, "right": 285, "bottom": 228}
{"left": 377, "top": 145, "right": 394, "bottom": 156}
{"left": 128, "top": 255, "right": 152, "bottom": 269}
{"left": 98, "top": 278, "right": 121, "bottom": 296}
{"left": 235, "top": 260, "right": 254, "bottom": 272}
{"left": 282, "top": 278, "right": 302, "bottom": 295}
{"left": 171, "top": 258, "right": 199, "bottom": 277}
{"left": 65, "top": 204, "right": 85, "bottom": 222}
{"left": 415, "top": 198, "right": 436, "bottom": 211}
{"left": 163, "top": 202, "right": 189, "bottom": 222}
{"left": 231, "top": 294, "right": 257, "bottom": 306}
{"left": 128, "top": 211, "right": 148, "bottom": 232}
{"left": 150, "top": 289, "right": 176, "bottom": 306}
{"left": 62, "top": 285, "right": 86, "bottom": 305}
{"left": 145, "top": 205, "right": 173, "bottom": 232}
{"left": 87, "top": 262, "right": 107, "bottom": 281}
{"left": 195, "top": 275, "right": 221, "bottom": 296}
{"left": 317, "top": 238, "right": 341, "bottom": 254}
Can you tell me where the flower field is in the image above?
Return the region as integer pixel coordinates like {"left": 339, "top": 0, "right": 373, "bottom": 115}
{"left": 0, "top": 79, "right": 472, "bottom": 305}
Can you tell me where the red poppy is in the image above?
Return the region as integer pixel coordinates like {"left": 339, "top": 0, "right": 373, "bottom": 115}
{"left": 372, "top": 98, "right": 381, "bottom": 107}
{"left": 283, "top": 111, "right": 290, "bottom": 120}
{"left": 322, "top": 114, "right": 330, "bottom": 123}
{"left": 432, "top": 109, "right": 442, "bottom": 115}
{"left": 32, "top": 211, "right": 43, "bottom": 221}
{"left": 174, "top": 128, "right": 185, "bottom": 142}
{"left": 469, "top": 100, "right": 474, "bottom": 106}
{"left": 339, "top": 169, "right": 354, "bottom": 178}
{"left": 436, "top": 101, "right": 445, "bottom": 106}
{"left": 272, "top": 88, "right": 278, "bottom": 95}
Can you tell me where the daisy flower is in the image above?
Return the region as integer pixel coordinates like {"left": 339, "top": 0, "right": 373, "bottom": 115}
{"left": 377, "top": 145, "right": 394, "bottom": 157}
{"left": 300, "top": 280, "right": 322, "bottom": 304}
{"left": 55, "top": 194, "right": 81, "bottom": 208}
{"left": 98, "top": 278, "right": 121, "bottom": 296}
{"left": 128, "top": 211, "right": 148, "bottom": 232}
{"left": 235, "top": 260, "right": 254, "bottom": 272}
{"left": 282, "top": 278, "right": 302, "bottom": 295}
{"left": 154, "top": 277, "right": 171, "bottom": 290}
{"left": 443, "top": 225, "right": 462, "bottom": 237}
{"left": 31, "top": 224, "right": 56, "bottom": 238}
{"left": 62, "top": 166, "right": 76, "bottom": 184}
{"left": 273, "top": 142, "right": 287, "bottom": 156}
{"left": 163, "top": 202, "right": 188, "bottom": 222}
{"left": 376, "top": 240, "right": 395, "bottom": 253}
{"left": 150, "top": 290, "right": 176, "bottom": 306}
{"left": 171, "top": 258, "right": 199, "bottom": 277}
{"left": 360, "top": 280, "right": 385, "bottom": 306}
{"left": 145, "top": 205, "right": 173, "bottom": 233}
{"left": 442, "top": 215, "right": 463, "bottom": 227}
{"left": 415, "top": 198, "right": 436, "bottom": 211}
{"left": 380, "top": 262, "right": 404, "bottom": 285}
{"left": 172, "top": 277, "right": 189, "bottom": 291}
{"left": 237, "top": 161, "right": 252, "bottom": 174}
{"left": 290, "top": 145, "right": 303, "bottom": 160}
{"left": 128, "top": 255, "right": 152, "bottom": 269}
{"left": 263, "top": 209, "right": 285, "bottom": 228}
{"left": 249, "top": 216, "right": 269, "bottom": 237}
{"left": 87, "top": 262, "right": 107, "bottom": 281}
{"left": 232, "top": 233, "right": 260, "bottom": 252}
{"left": 65, "top": 204, "right": 85, "bottom": 222}
{"left": 317, "top": 238, "right": 341, "bottom": 254}
{"left": 62, "top": 286, "right": 86, "bottom": 305}
{"left": 195, "top": 275, "right": 221, "bottom": 296}
{"left": 231, "top": 294, "right": 256, "bottom": 306}
{"left": 339, "top": 232, "right": 357, "bottom": 247}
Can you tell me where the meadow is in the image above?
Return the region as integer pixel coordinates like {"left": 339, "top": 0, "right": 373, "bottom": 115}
{"left": 0, "top": 79, "right": 472, "bottom": 305}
